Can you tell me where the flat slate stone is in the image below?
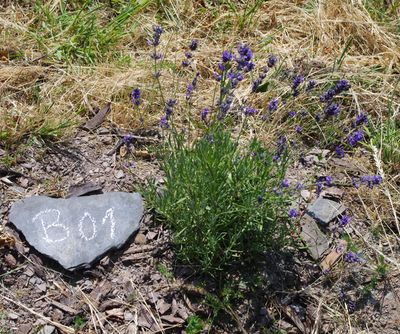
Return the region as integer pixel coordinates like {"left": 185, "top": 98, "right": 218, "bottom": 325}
{"left": 9, "top": 192, "right": 143, "bottom": 270}
{"left": 300, "top": 214, "right": 330, "bottom": 260}
{"left": 307, "top": 197, "right": 345, "bottom": 225}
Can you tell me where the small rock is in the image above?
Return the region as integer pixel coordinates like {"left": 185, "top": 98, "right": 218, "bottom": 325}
{"left": 307, "top": 197, "right": 346, "bottom": 225}
{"left": 36, "top": 282, "right": 47, "bottom": 293}
{"left": 114, "top": 170, "right": 125, "bottom": 179}
{"left": 300, "top": 190, "right": 311, "bottom": 201}
{"left": 134, "top": 233, "right": 147, "bottom": 245}
{"left": 21, "top": 163, "right": 33, "bottom": 170}
{"left": 124, "top": 311, "right": 135, "bottom": 321}
{"left": 20, "top": 178, "right": 29, "bottom": 188}
{"left": 97, "top": 127, "right": 110, "bottom": 135}
{"left": 18, "top": 324, "right": 32, "bottom": 334}
{"left": 4, "top": 254, "right": 17, "bottom": 267}
{"left": 321, "top": 187, "right": 344, "bottom": 200}
{"left": 101, "top": 136, "right": 113, "bottom": 145}
{"left": 38, "top": 325, "right": 55, "bottom": 334}
{"left": 0, "top": 148, "right": 5, "bottom": 156}
{"left": 8, "top": 312, "right": 19, "bottom": 320}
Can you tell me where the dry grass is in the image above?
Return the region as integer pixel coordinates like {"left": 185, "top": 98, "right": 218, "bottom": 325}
{"left": 1, "top": 0, "right": 399, "bottom": 147}
{"left": 1, "top": 0, "right": 399, "bottom": 332}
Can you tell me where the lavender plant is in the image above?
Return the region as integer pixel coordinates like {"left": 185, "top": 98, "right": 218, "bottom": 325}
{"left": 144, "top": 38, "right": 294, "bottom": 275}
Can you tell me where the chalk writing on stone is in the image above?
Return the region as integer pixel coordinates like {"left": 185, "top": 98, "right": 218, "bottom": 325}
{"left": 102, "top": 208, "right": 116, "bottom": 239}
{"left": 79, "top": 211, "right": 97, "bottom": 241}
{"left": 32, "top": 209, "right": 70, "bottom": 243}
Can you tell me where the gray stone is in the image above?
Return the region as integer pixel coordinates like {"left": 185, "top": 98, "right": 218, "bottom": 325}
{"left": 307, "top": 197, "right": 345, "bottom": 225}
{"left": 300, "top": 214, "right": 330, "bottom": 260}
{"left": 38, "top": 325, "right": 55, "bottom": 334}
{"left": 9, "top": 192, "right": 143, "bottom": 270}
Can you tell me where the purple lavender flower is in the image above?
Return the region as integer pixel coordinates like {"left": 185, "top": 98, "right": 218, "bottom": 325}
{"left": 267, "top": 55, "right": 278, "bottom": 67}
{"left": 236, "top": 43, "right": 254, "bottom": 72}
{"left": 165, "top": 99, "right": 176, "bottom": 118}
{"left": 315, "top": 113, "right": 321, "bottom": 122}
{"left": 131, "top": 88, "right": 141, "bottom": 106}
{"left": 222, "top": 50, "right": 233, "bottom": 63}
{"left": 288, "top": 208, "right": 298, "bottom": 218}
{"left": 335, "top": 146, "right": 345, "bottom": 158}
{"left": 273, "top": 135, "right": 287, "bottom": 162}
{"left": 295, "top": 125, "right": 302, "bottom": 133}
{"left": 214, "top": 73, "right": 222, "bottom": 81}
{"left": 351, "top": 177, "right": 359, "bottom": 188}
{"left": 182, "top": 60, "right": 189, "bottom": 67}
{"left": 150, "top": 51, "right": 162, "bottom": 60}
{"left": 189, "top": 40, "right": 198, "bottom": 51}
{"left": 292, "top": 75, "right": 304, "bottom": 90}
{"left": 324, "top": 176, "right": 332, "bottom": 186}
{"left": 159, "top": 115, "right": 169, "bottom": 128}
{"left": 334, "top": 79, "right": 351, "bottom": 94}
{"left": 185, "top": 51, "right": 193, "bottom": 59}
{"left": 288, "top": 111, "right": 296, "bottom": 118}
{"left": 185, "top": 84, "right": 194, "bottom": 100}
{"left": 123, "top": 134, "right": 134, "bottom": 146}
{"left": 295, "top": 182, "right": 304, "bottom": 190}
{"left": 360, "top": 175, "right": 382, "bottom": 188}
{"left": 343, "top": 251, "right": 362, "bottom": 263}
{"left": 324, "top": 103, "right": 341, "bottom": 116}
{"left": 347, "top": 130, "right": 364, "bottom": 146}
{"left": 281, "top": 179, "right": 289, "bottom": 188}
{"left": 244, "top": 107, "right": 257, "bottom": 116}
{"left": 354, "top": 112, "right": 368, "bottom": 127}
{"left": 306, "top": 80, "right": 316, "bottom": 92}
{"left": 218, "top": 96, "right": 233, "bottom": 118}
{"left": 339, "top": 215, "right": 351, "bottom": 227}
{"left": 201, "top": 107, "right": 209, "bottom": 121}
{"left": 268, "top": 99, "right": 279, "bottom": 112}
{"left": 148, "top": 25, "right": 163, "bottom": 47}
{"left": 251, "top": 76, "right": 263, "bottom": 93}
{"left": 320, "top": 88, "right": 336, "bottom": 103}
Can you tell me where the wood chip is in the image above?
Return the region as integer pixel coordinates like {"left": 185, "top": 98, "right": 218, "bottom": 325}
{"left": 81, "top": 103, "right": 111, "bottom": 131}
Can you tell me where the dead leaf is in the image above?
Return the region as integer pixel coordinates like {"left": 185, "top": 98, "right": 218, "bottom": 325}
{"left": 0, "top": 233, "right": 16, "bottom": 248}
{"left": 81, "top": 103, "right": 111, "bottom": 131}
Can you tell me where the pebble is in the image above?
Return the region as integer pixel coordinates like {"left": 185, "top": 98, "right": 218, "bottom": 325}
{"left": 8, "top": 312, "right": 19, "bottom": 320}
{"left": 114, "top": 170, "right": 124, "bottom": 179}
{"left": 134, "top": 233, "right": 147, "bottom": 245}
